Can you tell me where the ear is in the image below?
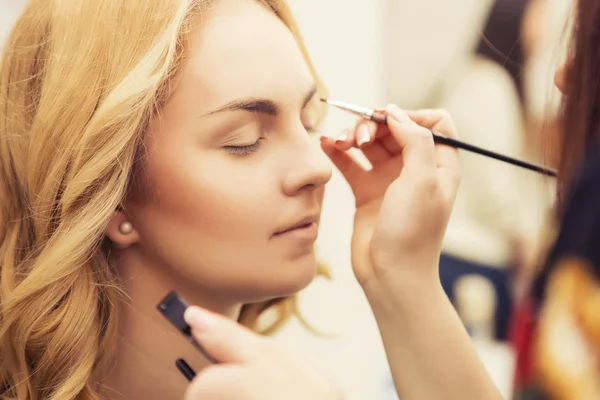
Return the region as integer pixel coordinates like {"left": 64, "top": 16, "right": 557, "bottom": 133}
{"left": 105, "top": 210, "right": 140, "bottom": 248}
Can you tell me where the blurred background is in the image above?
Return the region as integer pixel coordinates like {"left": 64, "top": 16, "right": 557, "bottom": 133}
{"left": 0, "top": 0, "right": 572, "bottom": 398}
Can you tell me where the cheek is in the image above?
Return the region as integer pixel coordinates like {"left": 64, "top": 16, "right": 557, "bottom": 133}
{"left": 130, "top": 153, "right": 318, "bottom": 299}
{"left": 149, "top": 156, "right": 279, "bottom": 239}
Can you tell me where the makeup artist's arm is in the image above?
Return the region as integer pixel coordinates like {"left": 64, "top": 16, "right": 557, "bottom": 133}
{"left": 321, "top": 105, "right": 503, "bottom": 400}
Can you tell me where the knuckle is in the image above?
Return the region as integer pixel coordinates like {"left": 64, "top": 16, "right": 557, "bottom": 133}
{"left": 429, "top": 108, "right": 451, "bottom": 122}
{"left": 435, "top": 108, "right": 451, "bottom": 119}
{"left": 434, "top": 109, "right": 459, "bottom": 138}
{"left": 417, "top": 173, "right": 439, "bottom": 194}
{"left": 413, "top": 127, "right": 435, "bottom": 146}
{"left": 453, "top": 164, "right": 462, "bottom": 182}
{"left": 414, "top": 170, "right": 440, "bottom": 195}
{"left": 416, "top": 127, "right": 433, "bottom": 140}
{"left": 451, "top": 169, "right": 461, "bottom": 188}
{"left": 445, "top": 169, "right": 461, "bottom": 193}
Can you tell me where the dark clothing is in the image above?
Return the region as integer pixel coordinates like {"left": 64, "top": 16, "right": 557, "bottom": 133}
{"left": 439, "top": 253, "right": 512, "bottom": 341}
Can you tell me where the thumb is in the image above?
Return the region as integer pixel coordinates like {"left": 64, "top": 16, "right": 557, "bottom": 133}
{"left": 184, "top": 306, "right": 265, "bottom": 364}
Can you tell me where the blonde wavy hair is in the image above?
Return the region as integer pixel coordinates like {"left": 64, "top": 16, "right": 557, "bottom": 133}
{"left": 0, "top": 0, "right": 329, "bottom": 398}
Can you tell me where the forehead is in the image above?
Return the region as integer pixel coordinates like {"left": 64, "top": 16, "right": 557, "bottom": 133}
{"left": 176, "top": 0, "right": 313, "bottom": 112}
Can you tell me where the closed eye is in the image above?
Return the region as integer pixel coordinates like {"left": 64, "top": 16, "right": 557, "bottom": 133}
{"left": 223, "top": 140, "right": 262, "bottom": 156}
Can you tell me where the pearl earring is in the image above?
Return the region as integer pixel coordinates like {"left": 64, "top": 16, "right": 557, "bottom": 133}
{"left": 119, "top": 221, "right": 133, "bottom": 235}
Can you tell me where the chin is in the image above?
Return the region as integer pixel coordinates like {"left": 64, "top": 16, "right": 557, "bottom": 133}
{"left": 275, "top": 270, "right": 316, "bottom": 298}
{"left": 282, "top": 255, "right": 320, "bottom": 293}
{"left": 248, "top": 257, "right": 319, "bottom": 301}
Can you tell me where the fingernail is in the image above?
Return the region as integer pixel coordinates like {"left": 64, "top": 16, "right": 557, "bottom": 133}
{"left": 386, "top": 104, "right": 410, "bottom": 123}
{"left": 335, "top": 129, "right": 348, "bottom": 144}
{"left": 356, "top": 124, "right": 371, "bottom": 147}
{"left": 366, "top": 121, "right": 377, "bottom": 135}
{"left": 184, "top": 306, "right": 218, "bottom": 332}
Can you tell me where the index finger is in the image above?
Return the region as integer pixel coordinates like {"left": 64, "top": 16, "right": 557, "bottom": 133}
{"left": 184, "top": 306, "right": 267, "bottom": 365}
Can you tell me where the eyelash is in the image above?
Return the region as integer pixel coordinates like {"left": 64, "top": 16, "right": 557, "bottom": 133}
{"left": 223, "top": 141, "right": 262, "bottom": 156}
{"left": 224, "top": 126, "right": 316, "bottom": 156}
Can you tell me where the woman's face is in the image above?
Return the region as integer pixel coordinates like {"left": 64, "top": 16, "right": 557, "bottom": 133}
{"left": 111, "top": 0, "right": 332, "bottom": 305}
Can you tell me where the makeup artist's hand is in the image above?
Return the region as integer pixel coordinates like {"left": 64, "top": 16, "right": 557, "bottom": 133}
{"left": 183, "top": 306, "right": 343, "bottom": 400}
{"left": 320, "top": 105, "right": 460, "bottom": 292}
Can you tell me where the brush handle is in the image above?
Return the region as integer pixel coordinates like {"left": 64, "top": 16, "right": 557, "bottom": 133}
{"left": 371, "top": 112, "right": 556, "bottom": 177}
{"left": 431, "top": 132, "right": 557, "bottom": 177}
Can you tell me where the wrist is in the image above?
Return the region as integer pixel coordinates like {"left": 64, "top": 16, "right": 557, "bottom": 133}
{"left": 361, "top": 266, "right": 444, "bottom": 315}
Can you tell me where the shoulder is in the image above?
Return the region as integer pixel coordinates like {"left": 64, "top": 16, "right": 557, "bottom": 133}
{"left": 535, "top": 147, "right": 600, "bottom": 300}
{"left": 552, "top": 148, "right": 600, "bottom": 266}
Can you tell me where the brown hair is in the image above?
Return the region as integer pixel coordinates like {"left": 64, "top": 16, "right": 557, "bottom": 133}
{"left": 556, "top": 0, "right": 600, "bottom": 209}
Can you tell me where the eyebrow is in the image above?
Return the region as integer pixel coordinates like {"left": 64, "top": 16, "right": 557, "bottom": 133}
{"left": 205, "top": 84, "right": 318, "bottom": 117}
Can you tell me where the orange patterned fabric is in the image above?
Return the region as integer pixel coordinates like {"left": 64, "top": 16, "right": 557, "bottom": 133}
{"left": 534, "top": 260, "right": 600, "bottom": 399}
{"left": 513, "top": 149, "right": 600, "bottom": 399}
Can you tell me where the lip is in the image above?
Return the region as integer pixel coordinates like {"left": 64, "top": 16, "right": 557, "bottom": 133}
{"left": 274, "top": 221, "right": 319, "bottom": 242}
{"left": 274, "top": 216, "right": 318, "bottom": 236}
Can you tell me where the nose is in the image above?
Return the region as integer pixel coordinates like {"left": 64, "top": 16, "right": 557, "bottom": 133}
{"left": 554, "top": 60, "right": 567, "bottom": 94}
{"left": 282, "top": 134, "right": 332, "bottom": 196}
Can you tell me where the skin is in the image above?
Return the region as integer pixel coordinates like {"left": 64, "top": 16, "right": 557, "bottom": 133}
{"left": 102, "top": 1, "right": 331, "bottom": 398}
{"left": 554, "top": 60, "right": 567, "bottom": 93}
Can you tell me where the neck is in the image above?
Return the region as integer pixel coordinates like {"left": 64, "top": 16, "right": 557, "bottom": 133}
{"left": 102, "top": 251, "right": 242, "bottom": 400}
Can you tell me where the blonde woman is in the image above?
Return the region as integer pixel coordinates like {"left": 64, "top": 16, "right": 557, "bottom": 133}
{"left": 0, "top": 0, "right": 335, "bottom": 398}
{"left": 0, "top": 0, "right": 473, "bottom": 398}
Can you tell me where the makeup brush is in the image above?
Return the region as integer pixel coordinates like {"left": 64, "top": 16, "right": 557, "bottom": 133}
{"left": 321, "top": 98, "right": 557, "bottom": 177}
